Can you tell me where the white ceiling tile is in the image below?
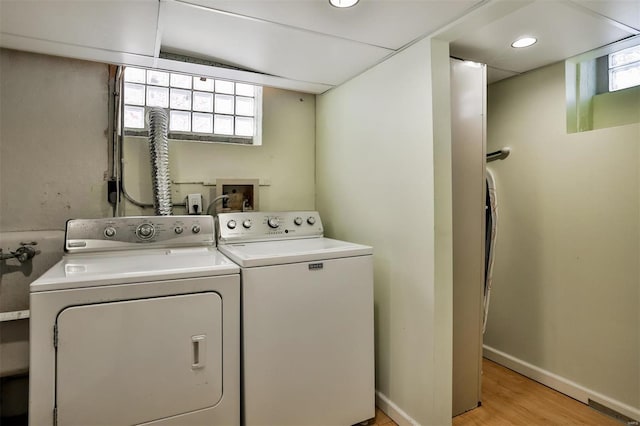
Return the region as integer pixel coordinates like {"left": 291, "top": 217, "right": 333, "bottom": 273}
{"left": 0, "top": 0, "right": 159, "bottom": 56}
{"left": 570, "top": 0, "right": 640, "bottom": 31}
{"left": 450, "top": 1, "right": 636, "bottom": 74}
{"left": 177, "top": 0, "right": 482, "bottom": 49}
{"left": 160, "top": 0, "right": 393, "bottom": 86}
{"left": 1, "top": 0, "right": 638, "bottom": 93}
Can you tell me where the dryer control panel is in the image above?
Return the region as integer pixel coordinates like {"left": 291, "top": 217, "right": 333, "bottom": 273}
{"left": 217, "top": 211, "right": 323, "bottom": 244}
{"left": 65, "top": 215, "right": 215, "bottom": 253}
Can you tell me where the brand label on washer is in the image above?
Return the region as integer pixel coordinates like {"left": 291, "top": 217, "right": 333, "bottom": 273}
{"left": 308, "top": 262, "right": 323, "bottom": 271}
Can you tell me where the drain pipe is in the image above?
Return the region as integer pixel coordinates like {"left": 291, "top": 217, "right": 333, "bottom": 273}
{"left": 147, "top": 108, "right": 173, "bottom": 215}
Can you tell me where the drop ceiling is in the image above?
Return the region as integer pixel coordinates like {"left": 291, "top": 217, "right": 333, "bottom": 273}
{"left": 0, "top": 0, "right": 639, "bottom": 92}
{"left": 450, "top": 0, "right": 640, "bottom": 83}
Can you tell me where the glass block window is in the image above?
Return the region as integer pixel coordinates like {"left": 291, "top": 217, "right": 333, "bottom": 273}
{"left": 609, "top": 44, "right": 640, "bottom": 92}
{"left": 123, "top": 67, "right": 262, "bottom": 144}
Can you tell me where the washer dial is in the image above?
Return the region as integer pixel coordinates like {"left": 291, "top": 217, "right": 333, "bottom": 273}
{"left": 136, "top": 223, "right": 155, "bottom": 240}
{"left": 268, "top": 217, "right": 280, "bottom": 229}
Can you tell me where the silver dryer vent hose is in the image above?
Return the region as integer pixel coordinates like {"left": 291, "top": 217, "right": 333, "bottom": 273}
{"left": 147, "top": 108, "right": 173, "bottom": 216}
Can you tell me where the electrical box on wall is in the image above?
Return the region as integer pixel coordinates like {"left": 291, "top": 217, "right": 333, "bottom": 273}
{"left": 215, "top": 179, "right": 259, "bottom": 213}
{"left": 186, "top": 193, "right": 203, "bottom": 215}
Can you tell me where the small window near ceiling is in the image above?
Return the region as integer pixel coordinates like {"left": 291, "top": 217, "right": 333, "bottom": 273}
{"left": 566, "top": 37, "right": 640, "bottom": 133}
{"left": 122, "top": 67, "right": 263, "bottom": 145}
{"left": 607, "top": 44, "right": 640, "bottom": 92}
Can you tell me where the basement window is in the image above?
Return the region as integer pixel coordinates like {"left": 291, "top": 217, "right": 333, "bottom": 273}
{"left": 608, "top": 44, "right": 640, "bottom": 91}
{"left": 566, "top": 36, "right": 640, "bottom": 133}
{"left": 122, "top": 67, "right": 262, "bottom": 145}
{"left": 595, "top": 43, "right": 640, "bottom": 94}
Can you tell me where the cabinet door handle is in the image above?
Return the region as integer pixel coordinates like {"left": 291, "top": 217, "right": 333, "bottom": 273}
{"left": 191, "top": 335, "right": 206, "bottom": 370}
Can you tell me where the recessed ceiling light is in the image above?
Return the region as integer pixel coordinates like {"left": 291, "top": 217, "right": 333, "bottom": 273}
{"left": 511, "top": 37, "right": 537, "bottom": 48}
{"left": 329, "top": 0, "right": 359, "bottom": 8}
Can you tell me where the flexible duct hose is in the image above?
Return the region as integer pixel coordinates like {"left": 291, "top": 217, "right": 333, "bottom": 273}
{"left": 147, "top": 108, "right": 173, "bottom": 215}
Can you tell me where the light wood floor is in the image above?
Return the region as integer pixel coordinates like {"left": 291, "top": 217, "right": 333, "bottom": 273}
{"left": 371, "top": 407, "right": 398, "bottom": 426}
{"left": 374, "top": 358, "right": 621, "bottom": 426}
{"left": 453, "top": 359, "right": 621, "bottom": 425}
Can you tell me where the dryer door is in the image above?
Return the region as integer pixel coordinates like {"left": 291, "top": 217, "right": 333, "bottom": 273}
{"left": 55, "top": 292, "right": 222, "bottom": 426}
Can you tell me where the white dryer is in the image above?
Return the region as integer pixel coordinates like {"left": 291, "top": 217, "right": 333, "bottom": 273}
{"left": 217, "top": 211, "right": 374, "bottom": 426}
{"left": 29, "top": 216, "right": 240, "bottom": 426}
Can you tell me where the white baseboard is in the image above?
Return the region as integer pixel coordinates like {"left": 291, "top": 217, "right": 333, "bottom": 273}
{"left": 483, "top": 345, "right": 640, "bottom": 422}
{"left": 375, "top": 391, "right": 421, "bottom": 426}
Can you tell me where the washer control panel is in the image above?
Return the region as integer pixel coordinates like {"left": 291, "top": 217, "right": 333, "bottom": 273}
{"left": 65, "top": 215, "right": 215, "bottom": 253}
{"left": 217, "top": 211, "right": 323, "bottom": 244}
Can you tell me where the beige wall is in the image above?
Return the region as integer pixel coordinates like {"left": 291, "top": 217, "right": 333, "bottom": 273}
{"left": 0, "top": 48, "right": 316, "bottom": 226}
{"left": 0, "top": 49, "right": 111, "bottom": 231}
{"left": 316, "top": 38, "right": 453, "bottom": 425}
{"left": 485, "top": 61, "right": 640, "bottom": 413}
{"left": 592, "top": 85, "right": 640, "bottom": 130}
{"left": 121, "top": 88, "right": 316, "bottom": 216}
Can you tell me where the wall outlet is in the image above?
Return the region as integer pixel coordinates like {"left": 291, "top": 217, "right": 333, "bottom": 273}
{"left": 187, "top": 193, "right": 203, "bottom": 215}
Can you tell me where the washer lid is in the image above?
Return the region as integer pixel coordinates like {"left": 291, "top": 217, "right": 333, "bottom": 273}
{"left": 30, "top": 247, "right": 239, "bottom": 292}
{"left": 217, "top": 237, "right": 373, "bottom": 268}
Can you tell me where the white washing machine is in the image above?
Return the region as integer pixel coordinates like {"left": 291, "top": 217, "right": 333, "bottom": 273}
{"left": 216, "top": 211, "right": 374, "bottom": 426}
{"left": 29, "top": 215, "right": 240, "bottom": 426}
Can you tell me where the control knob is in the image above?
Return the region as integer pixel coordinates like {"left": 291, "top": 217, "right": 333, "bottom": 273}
{"left": 307, "top": 216, "right": 316, "bottom": 225}
{"left": 192, "top": 225, "right": 201, "bottom": 234}
{"left": 294, "top": 217, "right": 303, "bottom": 226}
{"left": 104, "top": 227, "right": 116, "bottom": 238}
{"left": 243, "top": 220, "right": 252, "bottom": 229}
{"left": 174, "top": 226, "right": 183, "bottom": 234}
{"left": 136, "top": 223, "right": 155, "bottom": 240}
{"left": 268, "top": 217, "right": 280, "bottom": 229}
{"left": 227, "top": 220, "right": 237, "bottom": 230}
